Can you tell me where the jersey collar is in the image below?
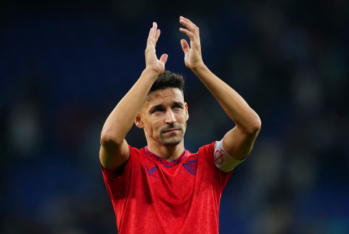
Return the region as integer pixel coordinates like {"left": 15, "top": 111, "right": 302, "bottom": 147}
{"left": 144, "top": 146, "right": 188, "bottom": 168}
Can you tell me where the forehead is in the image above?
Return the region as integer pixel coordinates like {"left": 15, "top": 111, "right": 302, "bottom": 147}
{"left": 144, "top": 88, "right": 184, "bottom": 108}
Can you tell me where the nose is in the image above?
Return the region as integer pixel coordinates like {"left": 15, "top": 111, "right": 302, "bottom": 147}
{"left": 165, "top": 110, "right": 177, "bottom": 124}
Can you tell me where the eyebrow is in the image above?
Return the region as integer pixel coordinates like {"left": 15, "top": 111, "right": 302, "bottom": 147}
{"left": 173, "top": 102, "right": 184, "bottom": 107}
{"left": 150, "top": 104, "right": 164, "bottom": 111}
{"left": 149, "top": 102, "right": 184, "bottom": 112}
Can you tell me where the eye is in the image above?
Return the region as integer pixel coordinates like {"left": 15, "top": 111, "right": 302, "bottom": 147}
{"left": 173, "top": 105, "right": 183, "bottom": 110}
{"left": 152, "top": 109, "right": 163, "bottom": 114}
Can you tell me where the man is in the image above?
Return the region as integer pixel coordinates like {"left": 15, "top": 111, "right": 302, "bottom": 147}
{"left": 100, "top": 16, "right": 261, "bottom": 234}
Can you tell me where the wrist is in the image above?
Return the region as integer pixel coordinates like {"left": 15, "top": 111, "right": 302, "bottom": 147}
{"left": 143, "top": 67, "right": 160, "bottom": 79}
{"left": 191, "top": 62, "right": 207, "bottom": 73}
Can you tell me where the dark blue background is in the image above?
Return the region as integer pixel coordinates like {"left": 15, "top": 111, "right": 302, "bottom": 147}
{"left": 1, "top": 0, "right": 348, "bottom": 233}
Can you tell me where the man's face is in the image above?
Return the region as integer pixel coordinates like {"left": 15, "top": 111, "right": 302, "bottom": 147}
{"left": 136, "top": 88, "right": 189, "bottom": 146}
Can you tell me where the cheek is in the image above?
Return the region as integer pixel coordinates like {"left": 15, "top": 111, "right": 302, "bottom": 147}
{"left": 178, "top": 112, "right": 187, "bottom": 122}
{"left": 146, "top": 118, "right": 162, "bottom": 135}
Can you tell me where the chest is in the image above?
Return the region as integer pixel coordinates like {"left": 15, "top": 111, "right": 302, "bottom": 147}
{"left": 143, "top": 156, "right": 199, "bottom": 201}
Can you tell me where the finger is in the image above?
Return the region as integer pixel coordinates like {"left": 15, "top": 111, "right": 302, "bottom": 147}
{"left": 179, "top": 16, "right": 199, "bottom": 37}
{"left": 180, "top": 39, "right": 190, "bottom": 53}
{"left": 148, "top": 22, "right": 157, "bottom": 45}
{"left": 155, "top": 29, "right": 161, "bottom": 45}
{"left": 179, "top": 28, "right": 196, "bottom": 43}
{"left": 153, "top": 22, "right": 158, "bottom": 38}
{"left": 151, "top": 22, "right": 157, "bottom": 45}
{"left": 160, "top": 54, "right": 168, "bottom": 64}
{"left": 180, "top": 16, "right": 197, "bottom": 29}
{"left": 147, "top": 27, "right": 153, "bottom": 46}
{"left": 147, "top": 24, "right": 155, "bottom": 47}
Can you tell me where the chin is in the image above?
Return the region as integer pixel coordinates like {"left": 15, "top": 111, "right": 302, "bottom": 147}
{"left": 161, "top": 135, "right": 183, "bottom": 146}
{"left": 163, "top": 140, "right": 182, "bottom": 146}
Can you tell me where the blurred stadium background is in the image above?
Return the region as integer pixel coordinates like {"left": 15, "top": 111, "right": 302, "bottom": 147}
{"left": 1, "top": 0, "right": 349, "bottom": 233}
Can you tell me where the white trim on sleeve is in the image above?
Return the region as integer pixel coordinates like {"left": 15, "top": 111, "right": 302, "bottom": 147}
{"left": 214, "top": 140, "right": 245, "bottom": 172}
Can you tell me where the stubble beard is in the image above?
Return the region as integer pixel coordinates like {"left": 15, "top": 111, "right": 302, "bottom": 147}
{"left": 159, "top": 128, "right": 185, "bottom": 146}
{"left": 160, "top": 133, "right": 184, "bottom": 145}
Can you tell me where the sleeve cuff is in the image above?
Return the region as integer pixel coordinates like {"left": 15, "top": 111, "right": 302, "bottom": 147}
{"left": 214, "top": 140, "right": 245, "bottom": 172}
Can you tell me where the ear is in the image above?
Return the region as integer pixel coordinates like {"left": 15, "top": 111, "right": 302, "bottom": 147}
{"left": 185, "top": 102, "right": 189, "bottom": 121}
{"left": 135, "top": 113, "right": 145, "bottom": 129}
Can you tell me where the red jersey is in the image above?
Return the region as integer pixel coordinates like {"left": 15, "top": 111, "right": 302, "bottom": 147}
{"left": 101, "top": 141, "right": 233, "bottom": 234}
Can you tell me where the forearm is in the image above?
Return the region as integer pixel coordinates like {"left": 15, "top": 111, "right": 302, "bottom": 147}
{"left": 192, "top": 64, "right": 261, "bottom": 133}
{"left": 101, "top": 68, "right": 158, "bottom": 144}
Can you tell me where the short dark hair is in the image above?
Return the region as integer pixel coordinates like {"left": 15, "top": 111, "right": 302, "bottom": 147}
{"left": 149, "top": 70, "right": 185, "bottom": 96}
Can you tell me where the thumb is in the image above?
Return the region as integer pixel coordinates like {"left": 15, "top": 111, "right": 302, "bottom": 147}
{"left": 181, "top": 39, "right": 190, "bottom": 54}
{"left": 160, "top": 54, "right": 168, "bottom": 64}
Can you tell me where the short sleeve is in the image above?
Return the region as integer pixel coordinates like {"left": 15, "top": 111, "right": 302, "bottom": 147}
{"left": 101, "top": 145, "right": 140, "bottom": 201}
{"left": 197, "top": 142, "right": 233, "bottom": 194}
{"left": 213, "top": 140, "right": 245, "bottom": 172}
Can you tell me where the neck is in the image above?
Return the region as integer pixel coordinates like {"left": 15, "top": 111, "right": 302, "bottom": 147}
{"left": 147, "top": 140, "right": 185, "bottom": 161}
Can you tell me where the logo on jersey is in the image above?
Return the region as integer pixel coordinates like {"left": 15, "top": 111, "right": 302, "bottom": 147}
{"left": 214, "top": 150, "right": 225, "bottom": 165}
{"left": 183, "top": 158, "right": 198, "bottom": 176}
{"left": 146, "top": 165, "right": 158, "bottom": 177}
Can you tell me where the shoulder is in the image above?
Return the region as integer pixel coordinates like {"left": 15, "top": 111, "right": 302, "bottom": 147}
{"left": 128, "top": 145, "right": 147, "bottom": 159}
{"left": 192, "top": 141, "right": 217, "bottom": 165}
{"left": 102, "top": 145, "right": 143, "bottom": 181}
{"left": 197, "top": 141, "right": 217, "bottom": 157}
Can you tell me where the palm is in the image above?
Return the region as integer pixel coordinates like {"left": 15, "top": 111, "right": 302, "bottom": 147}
{"left": 147, "top": 47, "right": 165, "bottom": 74}
{"left": 184, "top": 49, "right": 192, "bottom": 68}
{"left": 179, "top": 17, "right": 204, "bottom": 70}
{"left": 183, "top": 43, "right": 201, "bottom": 69}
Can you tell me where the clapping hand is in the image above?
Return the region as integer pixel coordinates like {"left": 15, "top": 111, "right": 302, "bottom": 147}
{"left": 145, "top": 22, "right": 168, "bottom": 75}
{"left": 179, "top": 16, "right": 205, "bottom": 70}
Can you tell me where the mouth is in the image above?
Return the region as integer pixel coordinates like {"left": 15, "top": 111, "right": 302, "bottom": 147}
{"left": 163, "top": 128, "right": 179, "bottom": 133}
